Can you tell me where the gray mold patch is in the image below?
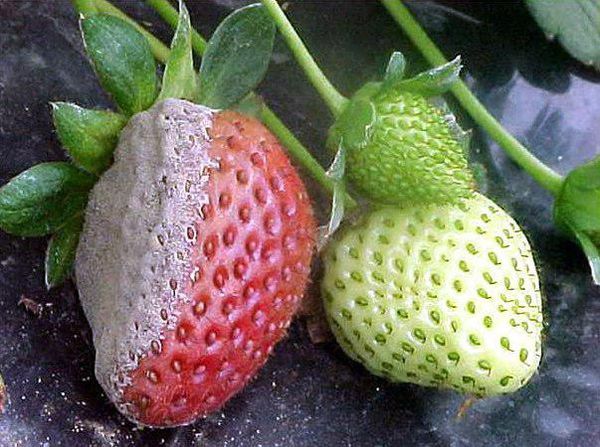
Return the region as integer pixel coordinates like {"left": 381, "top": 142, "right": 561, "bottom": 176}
{"left": 75, "top": 99, "right": 217, "bottom": 415}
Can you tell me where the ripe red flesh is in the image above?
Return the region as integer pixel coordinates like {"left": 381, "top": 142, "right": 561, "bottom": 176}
{"left": 121, "top": 110, "right": 316, "bottom": 427}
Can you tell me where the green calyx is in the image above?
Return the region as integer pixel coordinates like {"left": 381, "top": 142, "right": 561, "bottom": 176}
{"left": 81, "top": 14, "right": 160, "bottom": 117}
{"left": 0, "top": 162, "right": 94, "bottom": 237}
{"left": 328, "top": 54, "right": 473, "bottom": 205}
{"left": 52, "top": 102, "right": 127, "bottom": 175}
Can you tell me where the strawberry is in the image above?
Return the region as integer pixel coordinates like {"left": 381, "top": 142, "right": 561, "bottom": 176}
{"left": 321, "top": 192, "right": 542, "bottom": 396}
{"left": 76, "top": 99, "right": 316, "bottom": 427}
{"left": 328, "top": 81, "right": 474, "bottom": 206}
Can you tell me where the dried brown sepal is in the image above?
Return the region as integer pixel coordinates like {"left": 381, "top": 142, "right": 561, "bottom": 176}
{"left": 18, "top": 295, "right": 44, "bottom": 318}
{"left": 0, "top": 374, "right": 7, "bottom": 414}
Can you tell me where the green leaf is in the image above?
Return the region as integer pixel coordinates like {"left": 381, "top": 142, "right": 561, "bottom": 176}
{"left": 526, "top": 0, "right": 600, "bottom": 71}
{"left": 52, "top": 102, "right": 127, "bottom": 175}
{"left": 318, "top": 144, "right": 347, "bottom": 250}
{"left": 45, "top": 216, "right": 83, "bottom": 289}
{"left": 199, "top": 4, "right": 275, "bottom": 109}
{"left": 326, "top": 144, "right": 347, "bottom": 233}
{"left": 554, "top": 156, "right": 600, "bottom": 284}
{"left": 383, "top": 51, "right": 406, "bottom": 85}
{"left": 392, "top": 56, "right": 462, "bottom": 97}
{"left": 81, "top": 14, "right": 159, "bottom": 116}
{"left": 0, "top": 163, "right": 95, "bottom": 237}
{"left": 327, "top": 82, "right": 378, "bottom": 155}
{"left": 157, "top": 0, "right": 200, "bottom": 102}
{"left": 572, "top": 228, "right": 600, "bottom": 284}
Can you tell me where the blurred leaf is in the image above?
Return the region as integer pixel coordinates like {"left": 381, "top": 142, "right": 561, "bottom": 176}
{"left": 158, "top": 0, "right": 200, "bottom": 102}
{"left": 0, "top": 163, "right": 94, "bottom": 237}
{"left": 199, "top": 4, "right": 275, "bottom": 109}
{"left": 45, "top": 215, "right": 83, "bottom": 289}
{"left": 52, "top": 102, "right": 127, "bottom": 175}
{"left": 526, "top": 0, "right": 600, "bottom": 71}
{"left": 81, "top": 14, "right": 159, "bottom": 115}
{"left": 554, "top": 156, "right": 600, "bottom": 283}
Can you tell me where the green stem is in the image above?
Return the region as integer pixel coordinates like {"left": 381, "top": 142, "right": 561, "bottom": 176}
{"left": 92, "top": 0, "right": 170, "bottom": 63}
{"left": 91, "top": 0, "right": 355, "bottom": 208}
{"left": 381, "top": 0, "right": 564, "bottom": 197}
{"left": 145, "top": 0, "right": 207, "bottom": 56}
{"left": 71, "top": 0, "right": 97, "bottom": 16}
{"left": 261, "top": 0, "right": 348, "bottom": 117}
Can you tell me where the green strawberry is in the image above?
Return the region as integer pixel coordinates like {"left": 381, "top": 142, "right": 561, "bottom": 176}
{"left": 321, "top": 192, "right": 543, "bottom": 396}
{"left": 327, "top": 57, "right": 474, "bottom": 206}
{"left": 262, "top": 0, "right": 472, "bottom": 206}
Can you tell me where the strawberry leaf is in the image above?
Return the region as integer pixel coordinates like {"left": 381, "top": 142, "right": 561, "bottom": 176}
{"left": 0, "top": 163, "right": 94, "bottom": 237}
{"left": 383, "top": 51, "right": 406, "bottom": 85}
{"left": 199, "top": 4, "right": 275, "bottom": 109}
{"left": 81, "top": 14, "right": 159, "bottom": 116}
{"left": 157, "top": 0, "right": 200, "bottom": 102}
{"left": 392, "top": 56, "right": 462, "bottom": 97}
{"left": 52, "top": 102, "right": 127, "bottom": 175}
{"left": 45, "top": 215, "right": 83, "bottom": 289}
{"left": 554, "top": 155, "right": 600, "bottom": 284}
{"left": 526, "top": 0, "right": 600, "bottom": 71}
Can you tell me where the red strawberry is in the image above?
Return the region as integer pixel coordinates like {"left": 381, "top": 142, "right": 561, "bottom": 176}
{"left": 76, "top": 99, "right": 316, "bottom": 427}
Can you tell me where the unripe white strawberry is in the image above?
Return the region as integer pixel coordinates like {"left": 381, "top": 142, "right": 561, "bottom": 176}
{"left": 322, "top": 193, "right": 543, "bottom": 396}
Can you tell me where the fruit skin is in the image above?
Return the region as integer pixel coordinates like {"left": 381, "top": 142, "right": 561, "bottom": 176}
{"left": 328, "top": 83, "right": 474, "bottom": 205}
{"left": 321, "top": 193, "right": 542, "bottom": 397}
{"left": 76, "top": 99, "right": 316, "bottom": 427}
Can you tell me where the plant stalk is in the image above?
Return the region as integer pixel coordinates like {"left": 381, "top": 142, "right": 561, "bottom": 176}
{"left": 261, "top": 0, "right": 348, "bottom": 117}
{"left": 86, "top": 0, "right": 356, "bottom": 208}
{"left": 381, "top": 0, "right": 563, "bottom": 196}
